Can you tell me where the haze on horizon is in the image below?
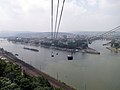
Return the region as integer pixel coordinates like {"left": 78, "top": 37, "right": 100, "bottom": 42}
{"left": 0, "top": 0, "right": 120, "bottom": 32}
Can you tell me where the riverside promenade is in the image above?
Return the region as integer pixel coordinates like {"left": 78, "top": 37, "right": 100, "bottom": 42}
{"left": 0, "top": 49, "right": 75, "bottom": 90}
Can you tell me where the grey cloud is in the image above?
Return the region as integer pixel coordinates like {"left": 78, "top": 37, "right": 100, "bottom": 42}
{"left": 0, "top": 0, "right": 120, "bottom": 32}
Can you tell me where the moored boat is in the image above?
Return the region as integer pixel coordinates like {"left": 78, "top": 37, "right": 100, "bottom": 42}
{"left": 23, "top": 47, "right": 39, "bottom": 52}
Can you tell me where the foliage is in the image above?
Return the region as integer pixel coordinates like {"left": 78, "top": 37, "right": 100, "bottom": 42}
{"left": 0, "top": 59, "right": 62, "bottom": 90}
{"left": 111, "top": 39, "right": 120, "bottom": 49}
{"left": 40, "top": 38, "right": 88, "bottom": 49}
{"left": 0, "top": 77, "right": 20, "bottom": 90}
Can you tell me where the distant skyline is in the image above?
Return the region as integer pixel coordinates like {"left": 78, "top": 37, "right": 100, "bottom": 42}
{"left": 0, "top": 0, "right": 120, "bottom": 32}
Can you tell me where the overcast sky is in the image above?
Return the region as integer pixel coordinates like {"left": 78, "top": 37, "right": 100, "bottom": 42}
{"left": 0, "top": 0, "right": 120, "bottom": 32}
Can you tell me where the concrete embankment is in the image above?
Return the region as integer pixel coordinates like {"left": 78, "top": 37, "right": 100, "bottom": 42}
{"left": 103, "top": 41, "right": 111, "bottom": 46}
{"left": 106, "top": 47, "right": 120, "bottom": 53}
{"left": 41, "top": 45, "right": 79, "bottom": 52}
{"left": 84, "top": 47, "right": 100, "bottom": 55}
{"left": 0, "top": 49, "right": 75, "bottom": 90}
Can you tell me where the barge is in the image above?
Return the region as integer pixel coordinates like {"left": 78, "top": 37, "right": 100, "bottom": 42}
{"left": 23, "top": 47, "right": 39, "bottom": 52}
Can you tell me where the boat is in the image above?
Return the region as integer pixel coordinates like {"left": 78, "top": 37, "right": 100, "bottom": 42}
{"left": 23, "top": 47, "right": 39, "bottom": 52}
{"left": 15, "top": 54, "right": 19, "bottom": 56}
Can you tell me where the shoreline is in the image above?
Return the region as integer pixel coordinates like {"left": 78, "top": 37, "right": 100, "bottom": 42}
{"left": 106, "top": 47, "right": 120, "bottom": 53}
{"left": 0, "top": 48, "right": 75, "bottom": 90}
{"left": 8, "top": 40, "right": 100, "bottom": 55}
{"left": 84, "top": 47, "right": 100, "bottom": 55}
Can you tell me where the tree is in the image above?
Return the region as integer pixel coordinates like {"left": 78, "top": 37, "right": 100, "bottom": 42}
{"left": 0, "top": 60, "right": 7, "bottom": 76}
{"left": 20, "top": 78, "right": 31, "bottom": 90}
{"left": 0, "top": 59, "right": 62, "bottom": 90}
{"left": 0, "top": 77, "right": 20, "bottom": 90}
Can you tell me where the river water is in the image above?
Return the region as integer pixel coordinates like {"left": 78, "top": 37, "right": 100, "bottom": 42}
{"left": 0, "top": 39, "right": 120, "bottom": 90}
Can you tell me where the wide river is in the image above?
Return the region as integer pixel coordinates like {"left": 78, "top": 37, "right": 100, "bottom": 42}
{"left": 0, "top": 39, "right": 120, "bottom": 90}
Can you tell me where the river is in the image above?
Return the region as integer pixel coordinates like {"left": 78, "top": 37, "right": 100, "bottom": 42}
{"left": 0, "top": 39, "right": 120, "bottom": 90}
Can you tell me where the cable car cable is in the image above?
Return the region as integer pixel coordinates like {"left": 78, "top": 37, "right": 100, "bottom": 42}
{"left": 55, "top": 0, "right": 66, "bottom": 39}
{"left": 54, "top": 0, "right": 60, "bottom": 39}
{"left": 51, "top": 0, "right": 54, "bottom": 40}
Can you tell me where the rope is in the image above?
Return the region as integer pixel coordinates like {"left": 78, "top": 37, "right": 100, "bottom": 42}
{"left": 55, "top": 0, "right": 66, "bottom": 39}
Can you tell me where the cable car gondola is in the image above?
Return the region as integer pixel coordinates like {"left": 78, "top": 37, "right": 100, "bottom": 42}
{"left": 56, "top": 53, "right": 58, "bottom": 55}
{"left": 67, "top": 54, "right": 73, "bottom": 60}
{"left": 51, "top": 51, "right": 54, "bottom": 57}
{"left": 51, "top": 54, "right": 54, "bottom": 57}
{"left": 50, "top": 0, "right": 66, "bottom": 58}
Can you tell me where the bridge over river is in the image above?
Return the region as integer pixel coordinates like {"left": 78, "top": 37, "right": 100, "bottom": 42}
{"left": 88, "top": 26, "right": 120, "bottom": 42}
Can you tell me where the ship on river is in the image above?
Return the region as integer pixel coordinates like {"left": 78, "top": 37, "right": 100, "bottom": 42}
{"left": 23, "top": 47, "right": 39, "bottom": 52}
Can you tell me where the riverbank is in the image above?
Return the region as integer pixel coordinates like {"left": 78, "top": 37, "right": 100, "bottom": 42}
{"left": 106, "top": 47, "right": 120, "bottom": 53}
{"left": 83, "top": 47, "right": 100, "bottom": 55}
{"left": 0, "top": 48, "right": 75, "bottom": 90}
{"left": 8, "top": 39, "right": 101, "bottom": 55}
{"left": 41, "top": 44, "right": 100, "bottom": 55}
{"left": 103, "top": 41, "right": 111, "bottom": 46}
